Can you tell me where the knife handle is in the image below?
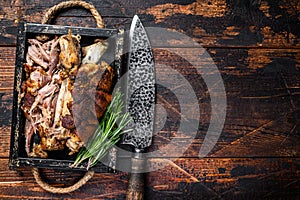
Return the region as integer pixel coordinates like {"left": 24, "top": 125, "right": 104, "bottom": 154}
{"left": 126, "top": 171, "right": 144, "bottom": 200}
{"left": 126, "top": 155, "right": 145, "bottom": 200}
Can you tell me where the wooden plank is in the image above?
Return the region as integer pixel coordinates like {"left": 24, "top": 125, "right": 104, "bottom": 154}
{"left": 151, "top": 47, "right": 300, "bottom": 157}
{"left": 147, "top": 157, "right": 300, "bottom": 199}
{"left": 1, "top": 46, "right": 299, "bottom": 158}
{"left": 0, "top": 91, "right": 13, "bottom": 158}
{"left": 0, "top": 47, "right": 15, "bottom": 92}
{"left": 1, "top": 0, "right": 299, "bottom": 47}
{"left": 0, "top": 157, "right": 299, "bottom": 199}
{"left": 0, "top": 158, "right": 127, "bottom": 199}
{"left": 0, "top": 126, "right": 11, "bottom": 158}
{"left": 144, "top": 0, "right": 300, "bottom": 48}
{"left": 0, "top": 0, "right": 22, "bottom": 45}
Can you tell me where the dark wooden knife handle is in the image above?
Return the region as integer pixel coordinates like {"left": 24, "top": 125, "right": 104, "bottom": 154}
{"left": 126, "top": 157, "right": 145, "bottom": 200}
{"left": 126, "top": 171, "right": 144, "bottom": 200}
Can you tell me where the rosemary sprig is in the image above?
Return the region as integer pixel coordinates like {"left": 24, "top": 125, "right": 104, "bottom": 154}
{"left": 72, "top": 91, "right": 131, "bottom": 169}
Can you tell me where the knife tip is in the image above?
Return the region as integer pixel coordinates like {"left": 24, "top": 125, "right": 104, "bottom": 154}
{"left": 132, "top": 15, "right": 140, "bottom": 25}
{"left": 130, "top": 15, "right": 141, "bottom": 37}
{"left": 133, "top": 14, "right": 139, "bottom": 20}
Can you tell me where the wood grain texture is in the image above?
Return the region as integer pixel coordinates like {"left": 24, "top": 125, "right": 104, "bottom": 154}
{"left": 0, "top": 47, "right": 299, "bottom": 158}
{"left": 0, "top": 158, "right": 299, "bottom": 199}
{"left": 0, "top": 0, "right": 299, "bottom": 199}
{"left": 0, "top": 0, "right": 299, "bottom": 47}
{"left": 147, "top": 157, "right": 300, "bottom": 199}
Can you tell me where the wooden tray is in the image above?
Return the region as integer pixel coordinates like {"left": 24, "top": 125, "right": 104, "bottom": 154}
{"left": 9, "top": 22, "right": 124, "bottom": 172}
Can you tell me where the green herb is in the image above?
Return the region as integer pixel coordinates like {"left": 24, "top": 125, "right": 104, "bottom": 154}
{"left": 72, "top": 91, "right": 131, "bottom": 169}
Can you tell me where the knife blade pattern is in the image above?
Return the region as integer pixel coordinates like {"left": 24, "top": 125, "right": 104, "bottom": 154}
{"left": 122, "top": 15, "right": 155, "bottom": 150}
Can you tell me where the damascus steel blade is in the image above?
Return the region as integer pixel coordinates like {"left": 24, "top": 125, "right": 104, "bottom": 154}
{"left": 122, "top": 15, "right": 155, "bottom": 150}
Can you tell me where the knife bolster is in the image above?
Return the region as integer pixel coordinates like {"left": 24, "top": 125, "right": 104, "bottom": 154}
{"left": 133, "top": 148, "right": 145, "bottom": 158}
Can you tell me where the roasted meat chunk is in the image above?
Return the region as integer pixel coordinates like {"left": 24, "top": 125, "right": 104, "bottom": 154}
{"left": 72, "top": 41, "right": 114, "bottom": 143}
{"left": 95, "top": 61, "right": 114, "bottom": 119}
{"left": 59, "top": 29, "right": 81, "bottom": 77}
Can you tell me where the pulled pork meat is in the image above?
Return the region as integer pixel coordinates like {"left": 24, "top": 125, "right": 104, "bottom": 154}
{"left": 22, "top": 31, "right": 114, "bottom": 158}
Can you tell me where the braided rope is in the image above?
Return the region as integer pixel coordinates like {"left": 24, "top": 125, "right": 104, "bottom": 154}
{"left": 32, "top": 168, "right": 95, "bottom": 194}
{"left": 42, "top": 0, "right": 104, "bottom": 28}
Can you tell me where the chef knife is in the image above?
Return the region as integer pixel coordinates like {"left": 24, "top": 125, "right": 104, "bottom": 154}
{"left": 122, "top": 15, "right": 155, "bottom": 200}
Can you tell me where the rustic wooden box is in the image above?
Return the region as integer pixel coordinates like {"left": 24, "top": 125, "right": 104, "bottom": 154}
{"left": 9, "top": 22, "right": 124, "bottom": 172}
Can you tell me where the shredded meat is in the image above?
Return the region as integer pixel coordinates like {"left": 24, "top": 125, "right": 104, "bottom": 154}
{"left": 26, "top": 38, "right": 59, "bottom": 70}
{"left": 22, "top": 31, "right": 114, "bottom": 158}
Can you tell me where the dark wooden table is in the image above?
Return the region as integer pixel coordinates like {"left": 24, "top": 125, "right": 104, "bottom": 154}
{"left": 0, "top": 0, "right": 299, "bottom": 199}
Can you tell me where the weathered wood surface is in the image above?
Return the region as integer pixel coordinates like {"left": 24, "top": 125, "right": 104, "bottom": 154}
{"left": 1, "top": 0, "right": 299, "bottom": 47}
{"left": 0, "top": 157, "right": 299, "bottom": 199}
{"left": 1, "top": 46, "right": 299, "bottom": 157}
{"left": 0, "top": 0, "right": 299, "bottom": 199}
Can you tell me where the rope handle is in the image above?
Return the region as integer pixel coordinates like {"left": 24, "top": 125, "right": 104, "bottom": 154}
{"left": 36, "top": 0, "right": 105, "bottom": 41}
{"left": 33, "top": 168, "right": 95, "bottom": 194}
{"left": 42, "top": 0, "right": 104, "bottom": 28}
{"left": 33, "top": 1, "right": 103, "bottom": 193}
